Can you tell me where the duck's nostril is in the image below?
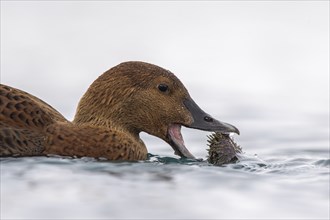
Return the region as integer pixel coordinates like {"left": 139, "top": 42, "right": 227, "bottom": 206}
{"left": 204, "top": 116, "right": 213, "bottom": 122}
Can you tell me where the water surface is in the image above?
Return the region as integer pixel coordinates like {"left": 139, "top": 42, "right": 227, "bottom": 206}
{"left": 1, "top": 142, "right": 329, "bottom": 219}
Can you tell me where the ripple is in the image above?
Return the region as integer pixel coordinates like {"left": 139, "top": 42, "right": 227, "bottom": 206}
{"left": 313, "top": 159, "right": 330, "bottom": 167}
{"left": 1, "top": 154, "right": 329, "bottom": 178}
{"left": 146, "top": 153, "right": 205, "bottom": 165}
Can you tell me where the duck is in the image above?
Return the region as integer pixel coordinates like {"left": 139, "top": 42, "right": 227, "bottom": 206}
{"left": 0, "top": 61, "right": 239, "bottom": 160}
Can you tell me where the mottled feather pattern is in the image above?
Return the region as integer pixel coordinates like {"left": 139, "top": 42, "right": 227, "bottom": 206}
{"left": 0, "top": 85, "right": 67, "bottom": 128}
{"left": 0, "top": 84, "right": 147, "bottom": 160}
{"left": 0, "top": 85, "right": 64, "bottom": 156}
{"left": 0, "top": 122, "right": 45, "bottom": 156}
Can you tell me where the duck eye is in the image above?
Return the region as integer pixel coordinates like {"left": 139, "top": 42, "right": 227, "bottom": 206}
{"left": 158, "top": 84, "right": 169, "bottom": 92}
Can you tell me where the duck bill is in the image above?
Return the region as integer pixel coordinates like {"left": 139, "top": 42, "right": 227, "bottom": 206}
{"left": 183, "top": 98, "right": 240, "bottom": 135}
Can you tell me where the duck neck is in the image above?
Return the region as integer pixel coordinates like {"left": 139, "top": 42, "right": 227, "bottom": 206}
{"left": 73, "top": 113, "right": 141, "bottom": 141}
{"left": 72, "top": 76, "right": 143, "bottom": 141}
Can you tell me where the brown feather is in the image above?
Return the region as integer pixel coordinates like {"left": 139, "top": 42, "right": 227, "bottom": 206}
{"left": 0, "top": 61, "right": 195, "bottom": 160}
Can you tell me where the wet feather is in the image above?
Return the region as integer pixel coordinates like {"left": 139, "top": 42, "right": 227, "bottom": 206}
{"left": 207, "top": 132, "right": 242, "bottom": 165}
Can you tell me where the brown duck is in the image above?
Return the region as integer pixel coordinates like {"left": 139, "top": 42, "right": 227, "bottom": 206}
{"left": 0, "top": 61, "right": 239, "bottom": 160}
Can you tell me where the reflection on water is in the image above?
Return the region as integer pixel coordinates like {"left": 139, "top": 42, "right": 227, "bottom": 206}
{"left": 1, "top": 151, "right": 329, "bottom": 219}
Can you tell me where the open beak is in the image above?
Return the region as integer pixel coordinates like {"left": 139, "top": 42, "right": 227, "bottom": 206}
{"left": 166, "top": 98, "right": 239, "bottom": 159}
{"left": 183, "top": 98, "right": 240, "bottom": 135}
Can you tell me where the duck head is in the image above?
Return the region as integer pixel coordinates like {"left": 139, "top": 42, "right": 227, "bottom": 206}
{"left": 74, "top": 61, "right": 239, "bottom": 159}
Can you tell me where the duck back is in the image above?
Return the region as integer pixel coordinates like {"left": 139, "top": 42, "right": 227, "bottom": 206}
{"left": 0, "top": 84, "right": 67, "bottom": 156}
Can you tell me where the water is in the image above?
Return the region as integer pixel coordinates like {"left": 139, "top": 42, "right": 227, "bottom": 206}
{"left": 1, "top": 142, "right": 329, "bottom": 219}
{"left": 1, "top": 1, "right": 329, "bottom": 219}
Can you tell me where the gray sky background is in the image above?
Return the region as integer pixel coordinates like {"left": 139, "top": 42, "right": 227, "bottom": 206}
{"left": 1, "top": 1, "right": 329, "bottom": 156}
